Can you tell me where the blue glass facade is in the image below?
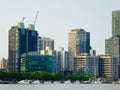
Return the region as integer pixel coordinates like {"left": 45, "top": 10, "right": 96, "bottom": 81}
{"left": 21, "top": 52, "right": 55, "bottom": 72}
{"left": 76, "top": 32, "right": 91, "bottom": 54}
{"left": 8, "top": 23, "right": 38, "bottom": 71}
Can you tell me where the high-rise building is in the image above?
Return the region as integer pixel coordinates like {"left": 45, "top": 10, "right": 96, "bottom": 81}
{"left": 105, "top": 36, "right": 120, "bottom": 58}
{"left": 112, "top": 10, "right": 120, "bottom": 37}
{"left": 105, "top": 10, "right": 120, "bottom": 78}
{"left": 68, "top": 29, "right": 91, "bottom": 70}
{"left": 8, "top": 22, "right": 38, "bottom": 71}
{"left": 73, "top": 53, "right": 99, "bottom": 76}
{"left": 54, "top": 47, "right": 69, "bottom": 72}
{"left": 73, "top": 53, "right": 119, "bottom": 78}
{"left": 38, "top": 37, "right": 54, "bottom": 52}
{"left": 98, "top": 54, "right": 119, "bottom": 79}
{"left": 105, "top": 36, "right": 120, "bottom": 78}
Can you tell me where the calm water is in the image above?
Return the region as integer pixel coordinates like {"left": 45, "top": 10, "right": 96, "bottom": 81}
{"left": 0, "top": 84, "right": 120, "bottom": 90}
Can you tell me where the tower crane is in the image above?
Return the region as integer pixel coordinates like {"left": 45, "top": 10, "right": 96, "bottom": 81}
{"left": 34, "top": 11, "right": 39, "bottom": 25}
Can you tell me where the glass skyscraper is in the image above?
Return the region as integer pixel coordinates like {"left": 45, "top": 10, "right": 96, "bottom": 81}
{"left": 112, "top": 10, "right": 120, "bottom": 37}
{"left": 68, "top": 29, "right": 91, "bottom": 71}
{"left": 8, "top": 22, "right": 38, "bottom": 71}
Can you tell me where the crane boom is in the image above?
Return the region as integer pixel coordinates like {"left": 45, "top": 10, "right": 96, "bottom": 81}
{"left": 34, "top": 11, "right": 39, "bottom": 25}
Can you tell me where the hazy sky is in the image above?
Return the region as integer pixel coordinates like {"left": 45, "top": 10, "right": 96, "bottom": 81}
{"left": 0, "top": 0, "right": 120, "bottom": 59}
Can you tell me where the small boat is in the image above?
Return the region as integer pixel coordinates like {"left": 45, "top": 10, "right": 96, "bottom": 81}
{"left": 83, "top": 81, "right": 91, "bottom": 84}
{"left": 64, "top": 80, "right": 71, "bottom": 84}
{"left": 74, "top": 80, "right": 80, "bottom": 84}
{"left": 0, "top": 80, "right": 12, "bottom": 84}
{"left": 93, "top": 80, "right": 102, "bottom": 84}
{"left": 32, "top": 80, "right": 41, "bottom": 84}
{"left": 44, "top": 81, "right": 52, "bottom": 84}
{"left": 53, "top": 81, "right": 60, "bottom": 84}
{"left": 112, "top": 81, "right": 118, "bottom": 84}
{"left": 18, "top": 80, "right": 31, "bottom": 84}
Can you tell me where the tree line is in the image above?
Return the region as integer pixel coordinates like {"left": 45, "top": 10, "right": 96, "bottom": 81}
{"left": 0, "top": 71, "right": 93, "bottom": 81}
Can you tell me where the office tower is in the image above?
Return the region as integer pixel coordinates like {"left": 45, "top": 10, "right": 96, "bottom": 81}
{"left": 98, "top": 54, "right": 119, "bottom": 79}
{"left": 73, "top": 53, "right": 99, "bottom": 76}
{"left": 8, "top": 22, "right": 38, "bottom": 71}
{"left": 105, "top": 10, "right": 120, "bottom": 78}
{"left": 38, "top": 37, "right": 54, "bottom": 52}
{"left": 105, "top": 36, "right": 120, "bottom": 78}
{"left": 105, "top": 36, "right": 120, "bottom": 58}
{"left": 68, "top": 29, "right": 91, "bottom": 70}
{"left": 21, "top": 52, "right": 55, "bottom": 72}
{"left": 55, "top": 47, "right": 69, "bottom": 72}
{"left": 112, "top": 10, "right": 120, "bottom": 37}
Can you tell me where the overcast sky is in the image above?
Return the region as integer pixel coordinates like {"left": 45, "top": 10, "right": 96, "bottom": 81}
{"left": 0, "top": 0, "right": 120, "bottom": 59}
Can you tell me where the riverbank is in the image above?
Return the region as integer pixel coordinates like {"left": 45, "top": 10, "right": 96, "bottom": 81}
{"left": 0, "top": 79, "right": 119, "bottom": 84}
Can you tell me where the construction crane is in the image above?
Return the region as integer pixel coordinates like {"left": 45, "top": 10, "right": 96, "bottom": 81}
{"left": 34, "top": 11, "right": 39, "bottom": 25}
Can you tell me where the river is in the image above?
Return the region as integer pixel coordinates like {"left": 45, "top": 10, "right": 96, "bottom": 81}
{"left": 0, "top": 84, "right": 120, "bottom": 90}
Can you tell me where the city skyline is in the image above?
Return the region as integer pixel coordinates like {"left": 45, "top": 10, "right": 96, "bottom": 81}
{"left": 0, "top": 0, "right": 120, "bottom": 59}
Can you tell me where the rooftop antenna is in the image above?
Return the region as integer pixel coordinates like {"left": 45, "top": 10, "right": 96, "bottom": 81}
{"left": 34, "top": 11, "right": 39, "bottom": 25}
